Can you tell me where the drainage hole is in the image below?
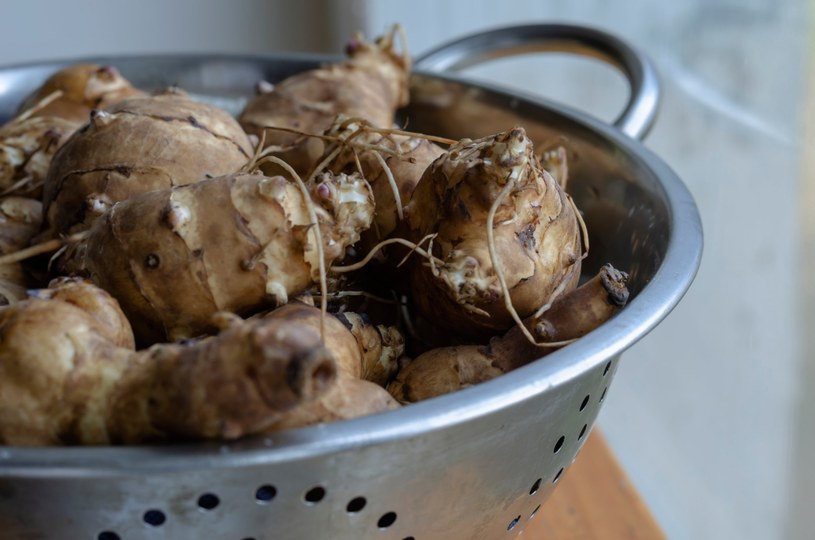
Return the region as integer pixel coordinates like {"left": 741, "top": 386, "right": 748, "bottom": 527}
{"left": 603, "top": 361, "right": 612, "bottom": 376}
{"left": 529, "top": 504, "right": 541, "bottom": 520}
{"left": 578, "top": 424, "right": 588, "bottom": 441}
{"left": 507, "top": 515, "right": 521, "bottom": 531}
{"left": 378, "top": 511, "right": 397, "bottom": 528}
{"left": 255, "top": 484, "right": 277, "bottom": 502}
{"left": 553, "top": 468, "right": 564, "bottom": 484}
{"left": 553, "top": 435, "right": 565, "bottom": 454}
{"left": 197, "top": 493, "right": 220, "bottom": 510}
{"left": 403, "top": 537, "right": 416, "bottom": 540}
{"left": 580, "top": 394, "right": 590, "bottom": 411}
{"left": 143, "top": 509, "right": 166, "bottom": 526}
{"left": 600, "top": 387, "right": 608, "bottom": 403}
{"left": 346, "top": 496, "right": 367, "bottom": 513}
{"left": 529, "top": 478, "right": 542, "bottom": 495}
{"left": 305, "top": 486, "right": 326, "bottom": 504}
{"left": 97, "top": 532, "right": 120, "bottom": 540}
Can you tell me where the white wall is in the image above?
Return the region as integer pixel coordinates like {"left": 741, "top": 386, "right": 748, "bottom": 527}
{"left": 0, "top": 0, "right": 335, "bottom": 65}
{"left": 348, "top": 2, "right": 811, "bottom": 539}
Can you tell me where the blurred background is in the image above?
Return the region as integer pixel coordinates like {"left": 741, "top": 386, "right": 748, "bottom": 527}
{"left": 1, "top": 1, "right": 811, "bottom": 538}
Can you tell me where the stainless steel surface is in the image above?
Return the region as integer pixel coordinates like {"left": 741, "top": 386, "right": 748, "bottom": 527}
{"left": 0, "top": 25, "right": 702, "bottom": 540}
{"left": 414, "top": 23, "right": 660, "bottom": 140}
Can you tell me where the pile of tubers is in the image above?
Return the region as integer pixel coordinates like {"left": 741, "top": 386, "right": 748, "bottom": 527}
{"left": 0, "top": 26, "right": 629, "bottom": 447}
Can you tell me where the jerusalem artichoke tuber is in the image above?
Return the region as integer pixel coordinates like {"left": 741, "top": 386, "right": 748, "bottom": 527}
{"left": 17, "top": 64, "right": 144, "bottom": 124}
{"left": 388, "top": 264, "right": 629, "bottom": 402}
{"left": 41, "top": 89, "right": 254, "bottom": 237}
{"left": 71, "top": 170, "right": 374, "bottom": 344}
{"left": 404, "top": 127, "right": 584, "bottom": 338}
{"left": 238, "top": 26, "right": 411, "bottom": 178}
{"left": 258, "top": 302, "right": 402, "bottom": 431}
{"left": 0, "top": 282, "right": 337, "bottom": 445}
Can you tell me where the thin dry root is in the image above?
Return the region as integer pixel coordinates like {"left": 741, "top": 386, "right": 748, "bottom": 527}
{"left": 484, "top": 175, "right": 545, "bottom": 346}
{"left": 387, "top": 264, "right": 630, "bottom": 402}
{"left": 0, "top": 231, "right": 88, "bottom": 266}
{"left": 371, "top": 150, "right": 403, "bottom": 221}
{"left": 12, "top": 90, "right": 64, "bottom": 124}
{"left": 332, "top": 234, "right": 441, "bottom": 273}
{"left": 314, "top": 289, "right": 400, "bottom": 305}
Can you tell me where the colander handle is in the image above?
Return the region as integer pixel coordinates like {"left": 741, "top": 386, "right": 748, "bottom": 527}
{"left": 413, "top": 23, "right": 660, "bottom": 141}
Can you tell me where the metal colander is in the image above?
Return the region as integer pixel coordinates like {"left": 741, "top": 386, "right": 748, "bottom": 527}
{"left": 0, "top": 24, "right": 702, "bottom": 540}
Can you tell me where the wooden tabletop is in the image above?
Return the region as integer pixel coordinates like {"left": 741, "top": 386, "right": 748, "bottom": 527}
{"left": 523, "top": 430, "right": 666, "bottom": 539}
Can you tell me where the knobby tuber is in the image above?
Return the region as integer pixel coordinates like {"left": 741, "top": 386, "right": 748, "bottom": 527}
{"left": 28, "top": 277, "right": 136, "bottom": 348}
{"left": 404, "top": 127, "right": 583, "bottom": 338}
{"left": 41, "top": 89, "right": 254, "bottom": 237}
{"left": 0, "top": 281, "right": 337, "bottom": 445}
{"left": 322, "top": 117, "right": 446, "bottom": 249}
{"left": 71, "top": 170, "right": 374, "bottom": 344}
{"left": 1, "top": 64, "right": 144, "bottom": 198}
{"left": 388, "top": 264, "right": 629, "bottom": 403}
{"left": 258, "top": 303, "right": 402, "bottom": 431}
{"left": 17, "top": 64, "right": 145, "bottom": 124}
{"left": 0, "top": 115, "right": 76, "bottom": 198}
{"left": 265, "top": 302, "right": 403, "bottom": 384}
{"left": 238, "top": 26, "right": 410, "bottom": 178}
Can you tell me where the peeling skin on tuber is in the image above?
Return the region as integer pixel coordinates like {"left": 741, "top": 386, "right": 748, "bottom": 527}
{"left": 0, "top": 113, "right": 77, "bottom": 198}
{"left": 72, "top": 171, "right": 374, "bottom": 345}
{"left": 0, "top": 284, "right": 338, "bottom": 445}
{"left": 387, "top": 264, "right": 629, "bottom": 403}
{"left": 320, "top": 117, "right": 447, "bottom": 249}
{"left": 0, "top": 65, "right": 144, "bottom": 199}
{"left": 403, "top": 127, "right": 583, "bottom": 339}
{"left": 237, "top": 25, "right": 411, "bottom": 179}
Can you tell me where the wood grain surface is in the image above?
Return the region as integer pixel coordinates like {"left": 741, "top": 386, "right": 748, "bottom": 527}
{"left": 522, "top": 430, "right": 666, "bottom": 539}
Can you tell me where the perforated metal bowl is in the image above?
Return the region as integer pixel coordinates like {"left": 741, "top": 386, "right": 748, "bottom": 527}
{"left": 0, "top": 24, "right": 702, "bottom": 540}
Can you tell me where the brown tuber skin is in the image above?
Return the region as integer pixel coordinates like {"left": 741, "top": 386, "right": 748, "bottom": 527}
{"left": 0, "top": 196, "right": 43, "bottom": 304}
{"left": 72, "top": 170, "right": 374, "bottom": 344}
{"left": 238, "top": 26, "right": 411, "bottom": 178}
{"left": 387, "top": 264, "right": 629, "bottom": 403}
{"left": 17, "top": 64, "right": 145, "bottom": 124}
{"left": 0, "top": 282, "right": 337, "bottom": 446}
{"left": 1, "top": 64, "right": 144, "bottom": 198}
{"left": 258, "top": 303, "right": 402, "bottom": 431}
{"left": 0, "top": 196, "right": 42, "bottom": 254}
{"left": 27, "top": 277, "right": 136, "bottom": 348}
{"left": 0, "top": 115, "right": 76, "bottom": 197}
{"left": 264, "top": 302, "right": 404, "bottom": 384}
{"left": 41, "top": 90, "right": 254, "bottom": 237}
{"left": 323, "top": 118, "right": 446, "bottom": 249}
{"left": 404, "top": 127, "right": 583, "bottom": 338}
